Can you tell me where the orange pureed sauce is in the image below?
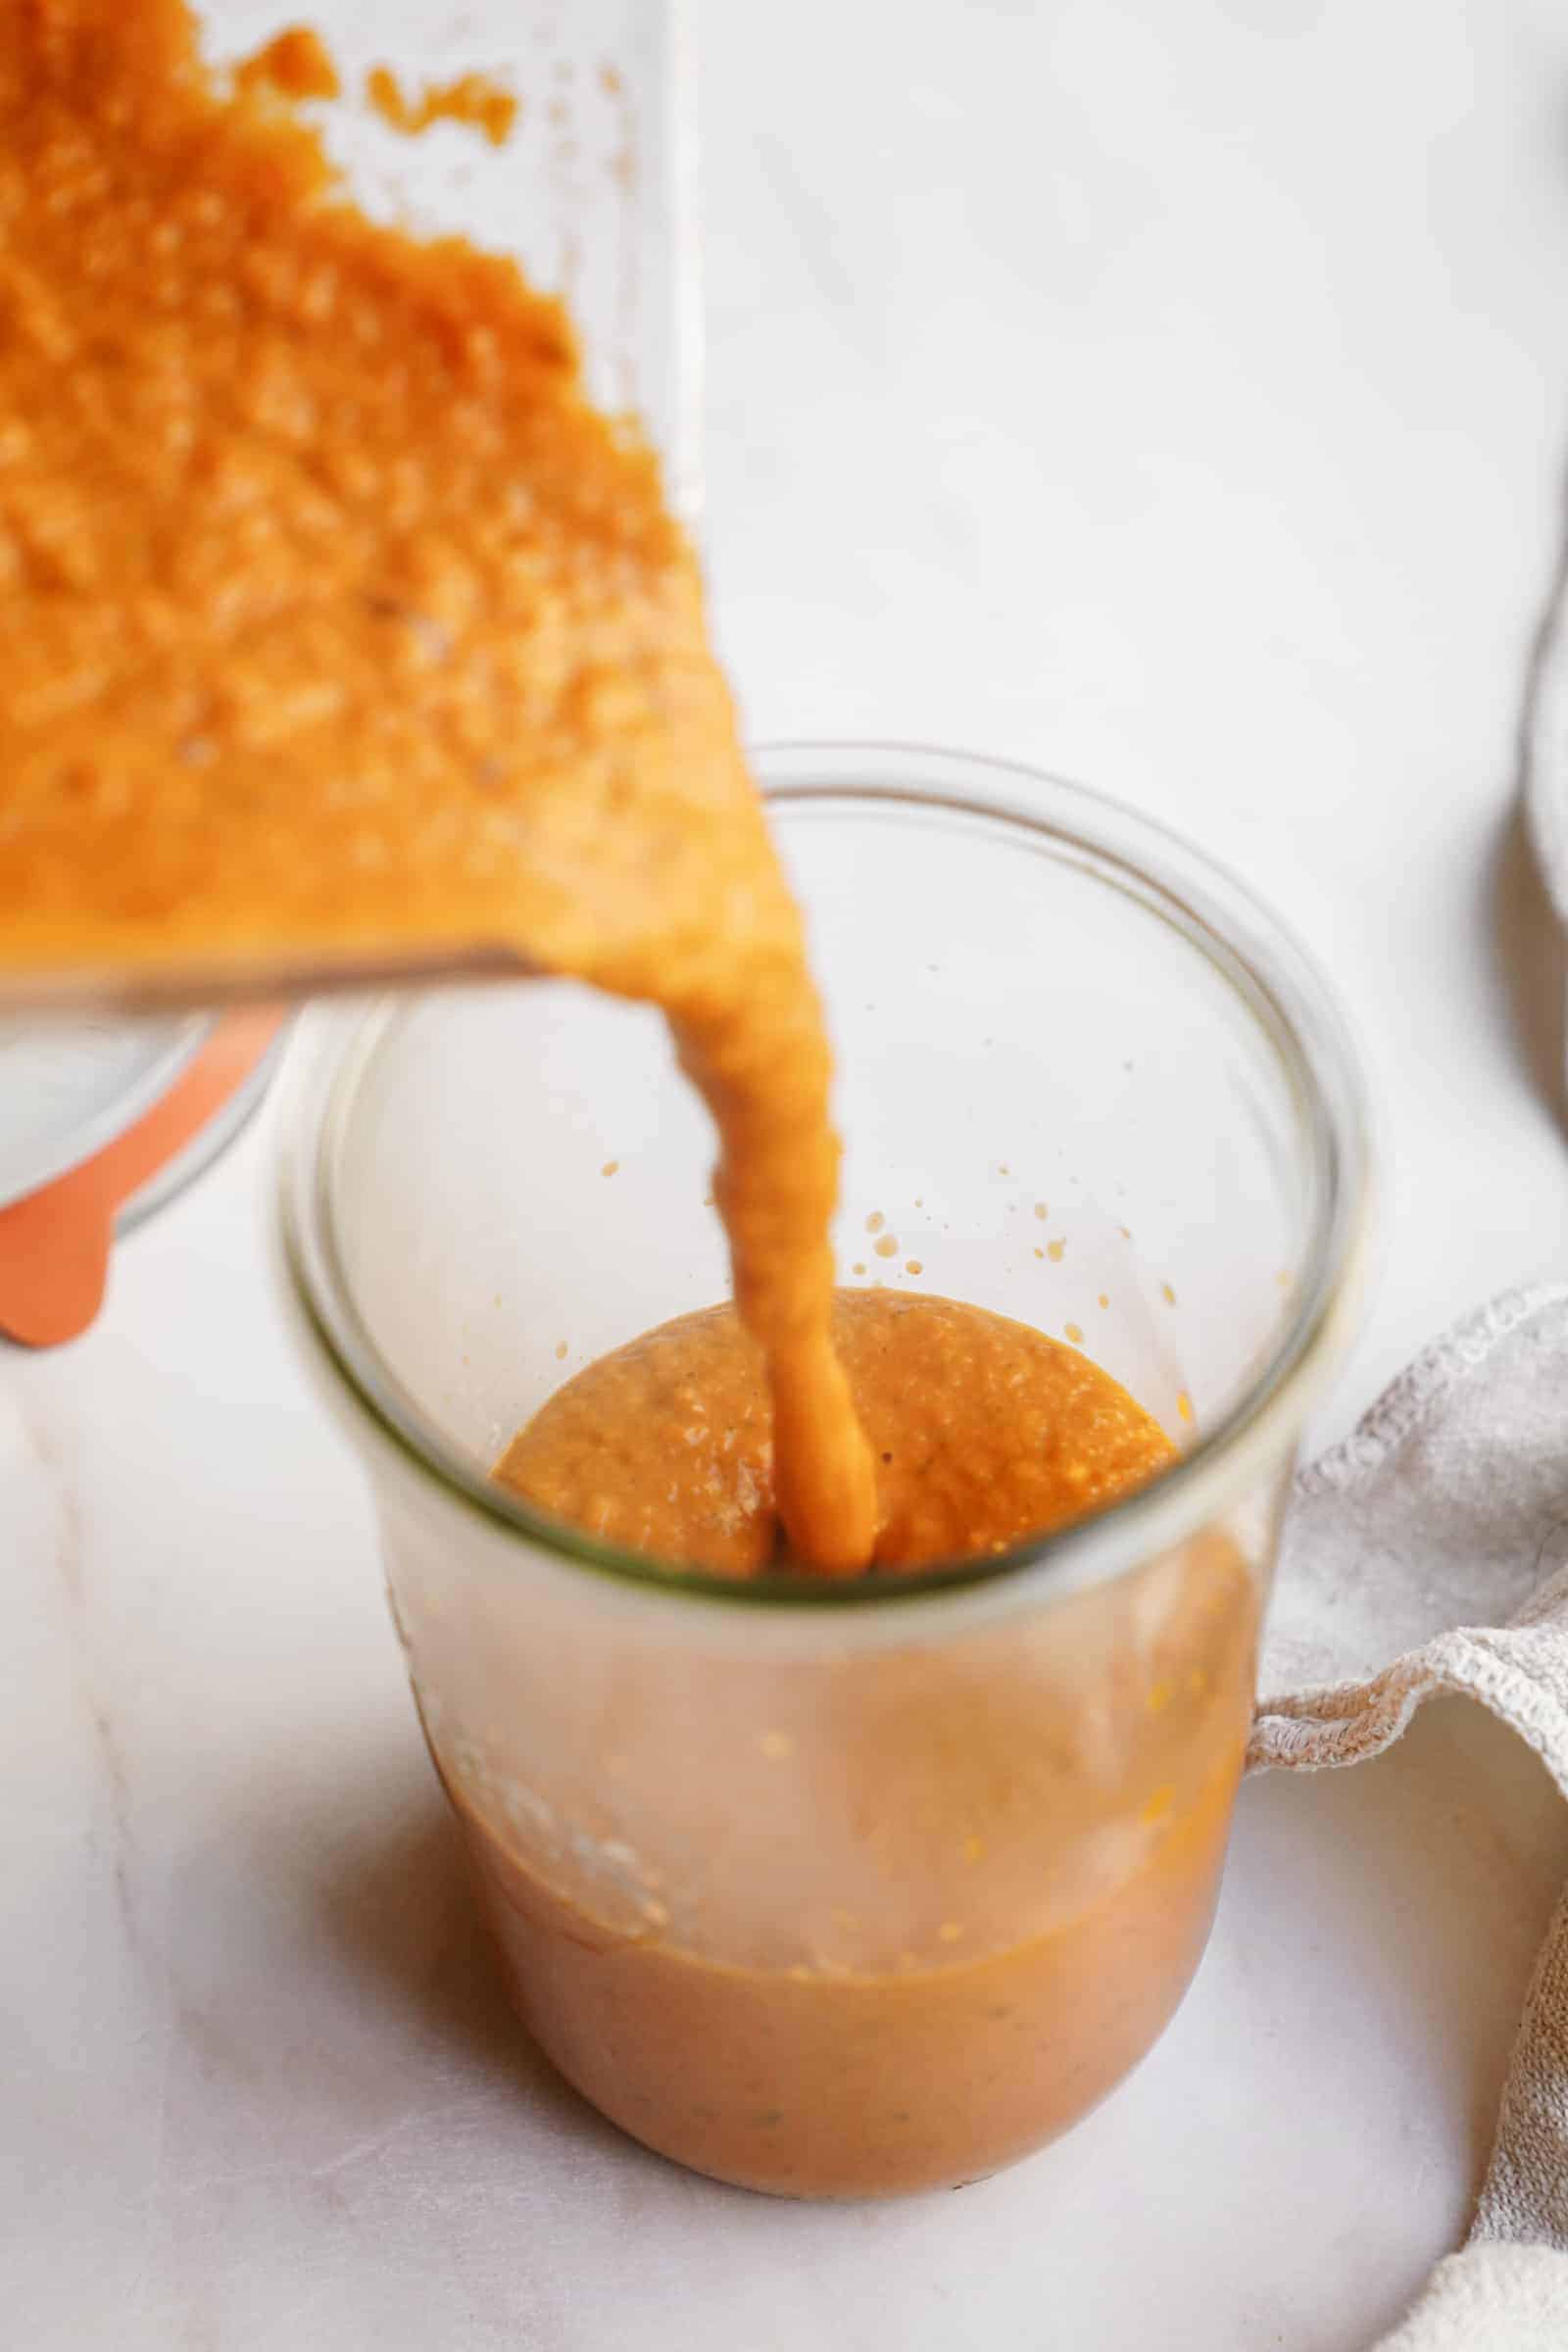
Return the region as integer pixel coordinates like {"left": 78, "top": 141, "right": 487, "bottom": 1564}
{"left": 434, "top": 1503, "right": 1257, "bottom": 2196}
{"left": 455, "top": 1634, "right": 1252, "bottom": 2200}
{"left": 477, "top": 1292, "right": 1249, "bottom": 2198}
{"left": 475, "top": 1292, "right": 1252, "bottom": 2199}
{"left": 498, "top": 1289, "right": 1177, "bottom": 1574}
{"left": 0, "top": 0, "right": 872, "bottom": 1569}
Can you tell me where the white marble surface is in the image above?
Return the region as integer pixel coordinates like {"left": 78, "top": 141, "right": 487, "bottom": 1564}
{"left": 7, "top": 0, "right": 1568, "bottom": 2342}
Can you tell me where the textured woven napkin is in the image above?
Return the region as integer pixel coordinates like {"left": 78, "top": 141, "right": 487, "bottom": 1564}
{"left": 1252, "top": 1285, "right": 1568, "bottom": 2346}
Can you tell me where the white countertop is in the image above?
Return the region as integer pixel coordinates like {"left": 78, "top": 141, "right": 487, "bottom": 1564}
{"left": 8, "top": 1, "right": 1568, "bottom": 2342}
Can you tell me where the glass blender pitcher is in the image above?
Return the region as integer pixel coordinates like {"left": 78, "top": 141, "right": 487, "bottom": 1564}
{"left": 0, "top": 0, "right": 699, "bottom": 1340}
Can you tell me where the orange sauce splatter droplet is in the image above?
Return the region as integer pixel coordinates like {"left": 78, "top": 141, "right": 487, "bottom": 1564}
{"left": 874, "top": 1234, "right": 899, "bottom": 1259}
{"left": 366, "top": 62, "right": 518, "bottom": 145}
{"left": 1064, "top": 1321, "right": 1084, "bottom": 1345}
{"left": 1034, "top": 1201, "right": 1049, "bottom": 1221}
{"left": 236, "top": 27, "right": 340, "bottom": 100}
{"left": 555, "top": 1341, "right": 568, "bottom": 1361}
{"left": 1161, "top": 1281, "right": 1177, "bottom": 1306}
{"left": 1047, "top": 1239, "right": 1065, "bottom": 1264}
{"left": 1177, "top": 1391, "right": 1195, "bottom": 1425}
{"left": 866, "top": 1210, "right": 885, "bottom": 1235}
{"left": 905, "top": 1259, "right": 923, "bottom": 1276}
{"left": 602, "top": 1159, "right": 619, "bottom": 1177}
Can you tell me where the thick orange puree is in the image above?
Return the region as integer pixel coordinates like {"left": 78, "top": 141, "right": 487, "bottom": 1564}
{"left": 479, "top": 1297, "right": 1224, "bottom": 2197}
{"left": 480, "top": 1295, "right": 1216, "bottom": 2196}
{"left": 438, "top": 1523, "right": 1257, "bottom": 2196}
{"left": 0, "top": 0, "right": 874, "bottom": 1570}
{"left": 497, "top": 1290, "right": 1177, "bottom": 1573}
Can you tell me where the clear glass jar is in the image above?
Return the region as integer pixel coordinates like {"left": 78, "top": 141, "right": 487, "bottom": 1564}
{"left": 275, "top": 745, "right": 1370, "bottom": 2197}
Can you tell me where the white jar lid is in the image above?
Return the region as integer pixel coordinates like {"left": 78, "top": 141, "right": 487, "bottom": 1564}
{"left": 0, "top": 1014, "right": 215, "bottom": 1211}
{"left": 0, "top": 1008, "right": 286, "bottom": 1347}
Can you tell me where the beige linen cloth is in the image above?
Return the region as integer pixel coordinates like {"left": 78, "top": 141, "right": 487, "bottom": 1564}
{"left": 1254, "top": 1284, "right": 1568, "bottom": 2346}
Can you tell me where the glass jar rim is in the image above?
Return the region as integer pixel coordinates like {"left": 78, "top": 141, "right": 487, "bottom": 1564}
{"left": 275, "top": 741, "right": 1372, "bottom": 1622}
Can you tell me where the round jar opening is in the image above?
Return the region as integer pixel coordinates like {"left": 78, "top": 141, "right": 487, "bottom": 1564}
{"left": 277, "top": 743, "right": 1370, "bottom": 1619}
